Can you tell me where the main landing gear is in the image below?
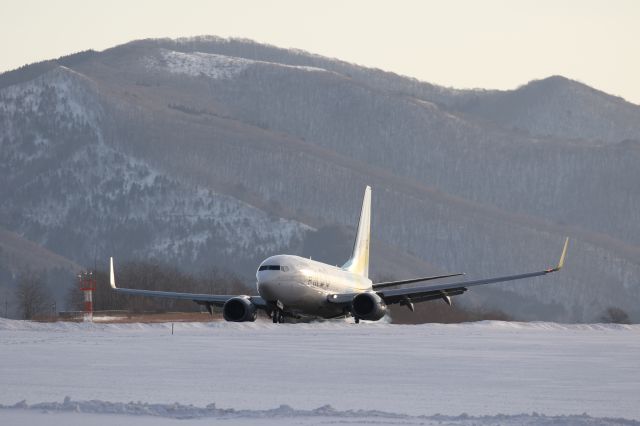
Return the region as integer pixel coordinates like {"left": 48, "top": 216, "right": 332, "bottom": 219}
{"left": 272, "top": 309, "right": 285, "bottom": 323}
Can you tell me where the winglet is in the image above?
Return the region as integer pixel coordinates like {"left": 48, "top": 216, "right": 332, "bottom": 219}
{"left": 110, "top": 257, "right": 117, "bottom": 289}
{"left": 547, "top": 238, "right": 569, "bottom": 273}
{"left": 557, "top": 237, "right": 569, "bottom": 270}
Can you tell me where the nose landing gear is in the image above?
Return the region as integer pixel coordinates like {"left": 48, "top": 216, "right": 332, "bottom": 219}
{"left": 272, "top": 300, "right": 285, "bottom": 323}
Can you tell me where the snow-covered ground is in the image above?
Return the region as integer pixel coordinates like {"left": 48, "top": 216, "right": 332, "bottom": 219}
{"left": 1, "top": 319, "right": 639, "bottom": 425}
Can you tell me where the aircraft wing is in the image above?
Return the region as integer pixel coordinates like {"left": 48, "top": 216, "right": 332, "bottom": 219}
{"left": 329, "top": 238, "right": 569, "bottom": 306}
{"left": 109, "top": 258, "right": 267, "bottom": 308}
{"left": 372, "top": 272, "right": 464, "bottom": 290}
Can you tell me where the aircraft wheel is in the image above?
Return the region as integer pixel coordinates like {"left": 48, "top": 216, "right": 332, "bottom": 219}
{"left": 354, "top": 317, "right": 360, "bottom": 324}
{"left": 272, "top": 312, "right": 278, "bottom": 323}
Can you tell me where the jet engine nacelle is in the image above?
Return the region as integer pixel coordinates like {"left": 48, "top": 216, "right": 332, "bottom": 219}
{"left": 223, "top": 297, "right": 257, "bottom": 322}
{"left": 352, "top": 292, "right": 387, "bottom": 321}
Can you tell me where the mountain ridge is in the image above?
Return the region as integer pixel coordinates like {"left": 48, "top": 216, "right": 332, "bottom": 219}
{"left": 1, "top": 37, "right": 639, "bottom": 321}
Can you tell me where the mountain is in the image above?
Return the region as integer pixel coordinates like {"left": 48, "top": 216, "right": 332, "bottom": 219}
{"left": 1, "top": 36, "right": 639, "bottom": 321}
{"left": 452, "top": 75, "right": 640, "bottom": 144}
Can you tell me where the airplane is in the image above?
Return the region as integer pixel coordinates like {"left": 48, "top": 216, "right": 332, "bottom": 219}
{"left": 109, "top": 186, "right": 569, "bottom": 323}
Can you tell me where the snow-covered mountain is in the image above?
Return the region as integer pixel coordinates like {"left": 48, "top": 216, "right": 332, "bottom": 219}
{"left": 1, "top": 36, "right": 639, "bottom": 321}
{"left": 453, "top": 75, "right": 640, "bottom": 144}
{"left": 0, "top": 67, "right": 308, "bottom": 275}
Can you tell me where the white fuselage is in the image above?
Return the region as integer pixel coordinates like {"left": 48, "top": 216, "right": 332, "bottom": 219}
{"left": 256, "top": 254, "right": 372, "bottom": 318}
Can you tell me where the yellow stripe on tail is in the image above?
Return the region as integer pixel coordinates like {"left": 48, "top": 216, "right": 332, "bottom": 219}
{"left": 343, "top": 186, "right": 371, "bottom": 278}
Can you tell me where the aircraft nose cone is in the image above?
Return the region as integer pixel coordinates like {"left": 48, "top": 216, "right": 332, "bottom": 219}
{"left": 257, "top": 273, "right": 279, "bottom": 301}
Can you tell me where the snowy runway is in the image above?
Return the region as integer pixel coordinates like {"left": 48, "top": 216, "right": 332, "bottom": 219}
{"left": 1, "top": 319, "right": 639, "bottom": 424}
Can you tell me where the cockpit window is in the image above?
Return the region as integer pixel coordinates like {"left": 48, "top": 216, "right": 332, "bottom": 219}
{"left": 259, "top": 265, "right": 281, "bottom": 271}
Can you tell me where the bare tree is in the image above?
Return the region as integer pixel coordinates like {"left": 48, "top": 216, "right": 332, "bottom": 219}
{"left": 600, "top": 307, "right": 631, "bottom": 324}
{"left": 15, "top": 273, "right": 53, "bottom": 320}
{"left": 65, "top": 281, "right": 84, "bottom": 312}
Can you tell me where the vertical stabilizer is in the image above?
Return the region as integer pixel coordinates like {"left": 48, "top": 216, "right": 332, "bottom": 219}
{"left": 343, "top": 186, "right": 371, "bottom": 277}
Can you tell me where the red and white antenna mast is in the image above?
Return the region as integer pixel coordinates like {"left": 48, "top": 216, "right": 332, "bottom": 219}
{"left": 78, "top": 271, "right": 96, "bottom": 322}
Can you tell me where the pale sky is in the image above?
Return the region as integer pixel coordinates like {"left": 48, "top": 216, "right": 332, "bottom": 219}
{"left": 1, "top": 0, "right": 639, "bottom": 104}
